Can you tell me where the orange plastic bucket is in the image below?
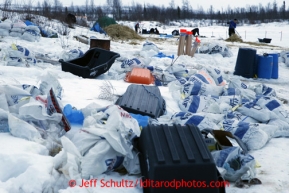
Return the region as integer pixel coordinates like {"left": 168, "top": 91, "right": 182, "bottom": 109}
{"left": 125, "top": 68, "right": 154, "bottom": 84}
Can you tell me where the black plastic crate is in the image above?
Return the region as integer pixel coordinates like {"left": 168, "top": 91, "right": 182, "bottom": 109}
{"left": 59, "top": 47, "right": 120, "bottom": 78}
{"left": 137, "top": 124, "right": 226, "bottom": 193}
{"left": 115, "top": 84, "right": 166, "bottom": 118}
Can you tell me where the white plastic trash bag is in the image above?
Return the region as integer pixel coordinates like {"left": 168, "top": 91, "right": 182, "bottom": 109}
{"left": 120, "top": 58, "right": 146, "bottom": 71}
{"left": 0, "top": 93, "right": 9, "bottom": 112}
{"left": 8, "top": 113, "right": 42, "bottom": 142}
{"left": 228, "top": 77, "right": 256, "bottom": 100}
{"left": 222, "top": 88, "right": 241, "bottom": 96}
{"left": 181, "top": 80, "right": 224, "bottom": 98}
{"left": 252, "top": 84, "right": 276, "bottom": 97}
{"left": 12, "top": 20, "right": 27, "bottom": 29}
{"left": 19, "top": 100, "right": 62, "bottom": 122}
{"left": 8, "top": 44, "right": 34, "bottom": 58}
{"left": 205, "top": 67, "right": 226, "bottom": 86}
{"left": 179, "top": 95, "right": 241, "bottom": 114}
{"left": 199, "top": 42, "right": 233, "bottom": 57}
{"left": 0, "top": 28, "right": 9, "bottom": 36}
{"left": 0, "top": 22, "right": 12, "bottom": 30}
{"left": 9, "top": 31, "right": 23, "bottom": 37}
{"left": 211, "top": 146, "right": 256, "bottom": 182}
{"left": 188, "top": 69, "right": 217, "bottom": 85}
{"left": 122, "top": 149, "right": 141, "bottom": 175}
{"left": 0, "top": 109, "right": 9, "bottom": 133}
{"left": 3, "top": 44, "right": 37, "bottom": 66}
{"left": 166, "top": 64, "right": 189, "bottom": 78}
{"left": 158, "top": 70, "right": 177, "bottom": 85}
{"left": 70, "top": 105, "right": 141, "bottom": 179}
{"left": 22, "top": 25, "right": 41, "bottom": 42}
{"left": 38, "top": 71, "right": 63, "bottom": 100}
{"left": 142, "top": 41, "right": 159, "bottom": 53}
{"left": 81, "top": 140, "right": 124, "bottom": 179}
{"left": 176, "top": 77, "right": 188, "bottom": 85}
{"left": 236, "top": 100, "right": 271, "bottom": 123}
{"left": 256, "top": 96, "right": 289, "bottom": 124}
{"left": 267, "top": 118, "right": 289, "bottom": 137}
{"left": 103, "top": 105, "right": 141, "bottom": 153}
{"left": 53, "top": 136, "right": 82, "bottom": 180}
{"left": 179, "top": 95, "right": 220, "bottom": 114}
{"left": 80, "top": 102, "right": 102, "bottom": 118}
{"left": 222, "top": 119, "right": 276, "bottom": 150}
{"left": 171, "top": 112, "right": 220, "bottom": 130}
{"left": 0, "top": 85, "right": 31, "bottom": 106}
{"left": 71, "top": 128, "right": 102, "bottom": 156}
{"left": 224, "top": 111, "right": 259, "bottom": 123}
{"left": 60, "top": 49, "right": 84, "bottom": 61}
{"left": 19, "top": 84, "right": 42, "bottom": 97}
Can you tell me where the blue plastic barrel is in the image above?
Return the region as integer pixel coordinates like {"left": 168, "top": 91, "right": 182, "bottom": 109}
{"left": 234, "top": 48, "right": 257, "bottom": 78}
{"left": 257, "top": 55, "right": 273, "bottom": 79}
{"left": 268, "top": 53, "right": 278, "bottom": 79}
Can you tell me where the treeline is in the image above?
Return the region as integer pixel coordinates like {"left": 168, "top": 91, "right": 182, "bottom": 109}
{"left": 1, "top": 0, "right": 289, "bottom": 24}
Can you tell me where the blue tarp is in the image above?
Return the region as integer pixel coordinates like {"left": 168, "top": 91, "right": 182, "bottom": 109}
{"left": 90, "top": 22, "right": 106, "bottom": 34}
{"left": 24, "top": 20, "right": 36, "bottom": 26}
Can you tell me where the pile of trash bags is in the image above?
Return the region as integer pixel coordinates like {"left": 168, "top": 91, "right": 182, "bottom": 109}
{"left": 0, "top": 19, "right": 41, "bottom": 42}
{"left": 22, "top": 25, "right": 41, "bottom": 42}
{"left": 0, "top": 18, "right": 58, "bottom": 41}
{"left": 2, "top": 39, "right": 288, "bottom": 187}
{"left": 102, "top": 41, "right": 289, "bottom": 183}
{"left": 198, "top": 42, "right": 233, "bottom": 57}
{"left": 9, "top": 20, "right": 26, "bottom": 37}
{"left": 0, "top": 43, "right": 85, "bottom": 67}
{"left": 0, "top": 71, "right": 141, "bottom": 182}
{"left": 1, "top": 44, "right": 37, "bottom": 66}
{"left": 0, "top": 19, "right": 12, "bottom": 36}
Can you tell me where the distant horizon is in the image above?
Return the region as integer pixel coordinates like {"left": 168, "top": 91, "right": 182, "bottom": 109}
{"left": 60, "top": 0, "right": 286, "bottom": 12}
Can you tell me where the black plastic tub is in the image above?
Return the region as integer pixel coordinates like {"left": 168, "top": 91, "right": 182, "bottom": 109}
{"left": 59, "top": 47, "right": 120, "bottom": 78}
{"left": 115, "top": 84, "right": 166, "bottom": 118}
{"left": 258, "top": 38, "right": 272, "bottom": 43}
{"left": 137, "top": 124, "right": 225, "bottom": 193}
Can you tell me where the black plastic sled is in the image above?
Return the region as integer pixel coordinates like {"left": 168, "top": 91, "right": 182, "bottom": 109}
{"left": 59, "top": 47, "right": 120, "bottom": 78}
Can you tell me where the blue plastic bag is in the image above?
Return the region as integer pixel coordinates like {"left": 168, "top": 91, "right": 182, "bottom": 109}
{"left": 154, "top": 52, "right": 174, "bottom": 59}
{"left": 130, "top": 113, "right": 150, "bottom": 128}
{"left": 63, "top": 104, "right": 84, "bottom": 125}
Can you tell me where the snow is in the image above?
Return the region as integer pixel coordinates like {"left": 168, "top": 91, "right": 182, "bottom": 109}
{"left": 1, "top": 19, "right": 289, "bottom": 193}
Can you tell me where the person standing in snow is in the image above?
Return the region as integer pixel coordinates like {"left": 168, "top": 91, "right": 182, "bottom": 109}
{"left": 135, "top": 23, "right": 139, "bottom": 33}
{"left": 228, "top": 19, "right": 238, "bottom": 36}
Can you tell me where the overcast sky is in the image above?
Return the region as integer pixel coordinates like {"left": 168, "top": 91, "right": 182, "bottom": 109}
{"left": 63, "top": 0, "right": 285, "bottom": 11}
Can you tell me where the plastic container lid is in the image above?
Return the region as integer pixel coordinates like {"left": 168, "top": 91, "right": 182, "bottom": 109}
{"left": 125, "top": 68, "right": 154, "bottom": 84}
{"left": 180, "top": 29, "right": 187, "bottom": 33}
{"left": 186, "top": 31, "right": 192, "bottom": 35}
